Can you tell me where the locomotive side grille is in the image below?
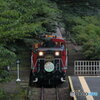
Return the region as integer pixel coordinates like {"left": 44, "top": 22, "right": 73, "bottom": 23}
{"left": 53, "top": 59, "right": 62, "bottom": 71}
{"left": 37, "top": 60, "right": 44, "bottom": 72}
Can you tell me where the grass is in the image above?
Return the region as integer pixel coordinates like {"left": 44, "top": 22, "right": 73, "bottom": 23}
{"left": 0, "top": 88, "right": 27, "bottom": 100}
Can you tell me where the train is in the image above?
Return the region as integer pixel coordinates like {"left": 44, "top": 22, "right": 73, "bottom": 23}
{"left": 29, "top": 32, "right": 68, "bottom": 86}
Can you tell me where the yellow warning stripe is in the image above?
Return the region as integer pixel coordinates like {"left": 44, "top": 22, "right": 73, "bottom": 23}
{"left": 68, "top": 76, "right": 77, "bottom": 100}
{"left": 84, "top": 76, "right": 100, "bottom": 77}
{"left": 78, "top": 76, "right": 94, "bottom": 100}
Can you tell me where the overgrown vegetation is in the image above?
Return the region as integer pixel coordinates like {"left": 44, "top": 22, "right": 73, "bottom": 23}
{"left": 73, "top": 16, "right": 100, "bottom": 59}
{"left": 56, "top": 0, "right": 100, "bottom": 59}
{"left": 0, "top": 0, "right": 60, "bottom": 81}
{"left": 0, "top": 70, "right": 13, "bottom": 82}
{"left": 0, "top": 0, "right": 60, "bottom": 71}
{"left": 0, "top": 89, "right": 6, "bottom": 98}
{"left": 0, "top": 88, "right": 26, "bottom": 100}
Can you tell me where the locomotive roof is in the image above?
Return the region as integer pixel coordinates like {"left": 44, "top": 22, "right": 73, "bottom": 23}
{"left": 51, "top": 38, "right": 65, "bottom": 42}
{"left": 43, "top": 35, "right": 66, "bottom": 42}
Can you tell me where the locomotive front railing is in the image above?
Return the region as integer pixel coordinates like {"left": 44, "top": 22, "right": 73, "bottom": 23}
{"left": 74, "top": 61, "right": 100, "bottom": 75}
{"left": 36, "top": 58, "right": 64, "bottom": 72}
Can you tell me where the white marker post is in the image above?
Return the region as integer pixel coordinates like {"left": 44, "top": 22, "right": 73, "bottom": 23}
{"left": 16, "top": 59, "right": 21, "bottom": 82}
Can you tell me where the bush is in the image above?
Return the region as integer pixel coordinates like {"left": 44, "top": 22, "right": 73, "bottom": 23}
{"left": 0, "top": 70, "right": 12, "bottom": 82}
{"left": 63, "top": 4, "right": 100, "bottom": 59}
{"left": 0, "top": 89, "right": 6, "bottom": 98}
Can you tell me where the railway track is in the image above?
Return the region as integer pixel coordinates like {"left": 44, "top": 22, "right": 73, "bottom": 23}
{"left": 27, "top": 87, "right": 60, "bottom": 100}
{"left": 55, "top": 87, "right": 60, "bottom": 100}
{"left": 40, "top": 87, "right": 60, "bottom": 100}
{"left": 25, "top": 76, "right": 71, "bottom": 100}
{"left": 40, "top": 87, "right": 44, "bottom": 100}
{"left": 18, "top": 73, "right": 71, "bottom": 100}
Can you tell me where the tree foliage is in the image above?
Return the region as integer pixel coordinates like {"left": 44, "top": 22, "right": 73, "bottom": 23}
{"left": 0, "top": 46, "right": 16, "bottom": 67}
{"left": 0, "top": 0, "right": 60, "bottom": 67}
{"left": 59, "top": 0, "right": 100, "bottom": 59}
{"left": 0, "top": 0, "right": 100, "bottom": 69}
{"left": 72, "top": 16, "right": 100, "bottom": 59}
{"left": 0, "top": 0, "right": 59, "bottom": 43}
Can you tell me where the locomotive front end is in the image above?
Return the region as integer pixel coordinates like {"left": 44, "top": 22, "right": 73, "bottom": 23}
{"left": 30, "top": 38, "right": 67, "bottom": 85}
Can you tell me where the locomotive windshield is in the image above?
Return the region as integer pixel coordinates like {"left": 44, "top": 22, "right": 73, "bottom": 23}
{"left": 40, "top": 40, "right": 65, "bottom": 49}
{"left": 41, "top": 41, "right": 57, "bottom": 48}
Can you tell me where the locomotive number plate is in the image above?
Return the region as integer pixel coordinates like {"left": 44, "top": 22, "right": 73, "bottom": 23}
{"left": 45, "top": 55, "right": 54, "bottom": 61}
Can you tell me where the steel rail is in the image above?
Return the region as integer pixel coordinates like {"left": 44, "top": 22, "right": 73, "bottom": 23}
{"left": 40, "top": 87, "right": 44, "bottom": 100}
{"left": 55, "top": 87, "right": 60, "bottom": 100}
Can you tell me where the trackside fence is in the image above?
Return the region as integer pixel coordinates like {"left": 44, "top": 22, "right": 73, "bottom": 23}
{"left": 74, "top": 61, "right": 100, "bottom": 75}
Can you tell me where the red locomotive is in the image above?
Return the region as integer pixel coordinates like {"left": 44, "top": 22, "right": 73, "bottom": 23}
{"left": 29, "top": 34, "right": 68, "bottom": 85}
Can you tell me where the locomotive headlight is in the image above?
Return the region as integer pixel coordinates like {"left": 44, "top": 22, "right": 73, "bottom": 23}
{"left": 55, "top": 51, "right": 60, "bottom": 56}
{"left": 39, "top": 51, "right": 44, "bottom": 56}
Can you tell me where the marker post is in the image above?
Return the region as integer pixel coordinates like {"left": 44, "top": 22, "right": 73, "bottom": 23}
{"left": 16, "top": 59, "right": 21, "bottom": 82}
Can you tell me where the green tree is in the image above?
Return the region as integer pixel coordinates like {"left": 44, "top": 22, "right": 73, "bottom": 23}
{"left": 58, "top": 0, "right": 100, "bottom": 59}
{"left": 72, "top": 16, "right": 100, "bottom": 59}
{"left": 0, "top": 0, "right": 60, "bottom": 68}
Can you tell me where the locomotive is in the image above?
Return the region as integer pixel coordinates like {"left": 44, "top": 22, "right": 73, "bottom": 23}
{"left": 29, "top": 34, "right": 68, "bottom": 85}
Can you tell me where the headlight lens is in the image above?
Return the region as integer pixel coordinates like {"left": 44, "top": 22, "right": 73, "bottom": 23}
{"left": 55, "top": 51, "right": 60, "bottom": 56}
{"left": 39, "top": 51, "right": 44, "bottom": 56}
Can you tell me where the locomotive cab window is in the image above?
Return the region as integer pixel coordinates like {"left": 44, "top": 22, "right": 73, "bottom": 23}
{"left": 41, "top": 41, "right": 56, "bottom": 48}
{"left": 60, "top": 42, "right": 65, "bottom": 49}
{"left": 41, "top": 41, "right": 66, "bottom": 49}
